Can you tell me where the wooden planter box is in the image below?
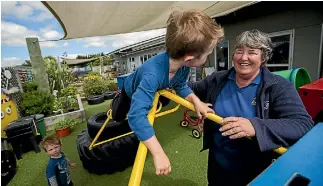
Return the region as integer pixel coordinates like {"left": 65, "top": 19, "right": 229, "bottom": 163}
{"left": 44, "top": 94, "right": 86, "bottom": 131}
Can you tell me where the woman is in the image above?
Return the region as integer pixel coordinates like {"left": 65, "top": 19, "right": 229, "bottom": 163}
{"left": 190, "top": 29, "right": 314, "bottom": 185}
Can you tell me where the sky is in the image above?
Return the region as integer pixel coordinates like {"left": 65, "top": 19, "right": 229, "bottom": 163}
{"left": 1, "top": 1, "right": 166, "bottom": 67}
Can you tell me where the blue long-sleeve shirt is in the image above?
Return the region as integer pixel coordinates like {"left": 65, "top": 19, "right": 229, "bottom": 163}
{"left": 124, "top": 52, "right": 193, "bottom": 141}
{"left": 46, "top": 152, "right": 71, "bottom": 186}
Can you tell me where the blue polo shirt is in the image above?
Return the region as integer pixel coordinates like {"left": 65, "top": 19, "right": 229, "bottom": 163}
{"left": 213, "top": 69, "right": 262, "bottom": 170}
{"left": 214, "top": 69, "right": 262, "bottom": 118}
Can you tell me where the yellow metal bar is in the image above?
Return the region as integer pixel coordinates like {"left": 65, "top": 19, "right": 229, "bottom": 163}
{"left": 159, "top": 90, "right": 287, "bottom": 154}
{"left": 128, "top": 92, "right": 160, "bottom": 186}
{"left": 156, "top": 101, "right": 163, "bottom": 113}
{"left": 155, "top": 103, "right": 181, "bottom": 118}
{"left": 273, "top": 147, "right": 287, "bottom": 154}
{"left": 89, "top": 110, "right": 112, "bottom": 150}
{"left": 93, "top": 131, "right": 134, "bottom": 147}
{"left": 159, "top": 90, "right": 223, "bottom": 123}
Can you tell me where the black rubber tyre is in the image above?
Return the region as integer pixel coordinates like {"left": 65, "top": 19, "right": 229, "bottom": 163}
{"left": 192, "top": 129, "right": 201, "bottom": 139}
{"left": 87, "top": 112, "right": 132, "bottom": 140}
{"left": 77, "top": 129, "right": 139, "bottom": 175}
{"left": 180, "top": 120, "right": 189, "bottom": 127}
{"left": 87, "top": 95, "right": 105, "bottom": 105}
{"left": 103, "top": 91, "right": 116, "bottom": 100}
{"left": 1, "top": 150, "right": 17, "bottom": 185}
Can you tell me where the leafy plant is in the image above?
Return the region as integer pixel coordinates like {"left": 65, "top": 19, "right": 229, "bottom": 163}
{"left": 53, "top": 98, "right": 63, "bottom": 111}
{"left": 106, "top": 80, "right": 118, "bottom": 91}
{"left": 43, "top": 56, "right": 76, "bottom": 93}
{"left": 83, "top": 74, "right": 108, "bottom": 97}
{"left": 21, "top": 91, "right": 55, "bottom": 116}
{"left": 60, "top": 85, "right": 77, "bottom": 98}
{"left": 23, "top": 82, "right": 38, "bottom": 92}
{"left": 53, "top": 96, "right": 79, "bottom": 113}
{"left": 54, "top": 119, "right": 81, "bottom": 130}
{"left": 87, "top": 71, "right": 100, "bottom": 76}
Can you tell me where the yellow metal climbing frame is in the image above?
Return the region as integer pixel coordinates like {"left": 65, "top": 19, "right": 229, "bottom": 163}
{"left": 88, "top": 89, "right": 288, "bottom": 186}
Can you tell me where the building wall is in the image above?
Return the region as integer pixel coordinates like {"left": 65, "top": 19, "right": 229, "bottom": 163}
{"left": 215, "top": 2, "right": 323, "bottom": 80}
{"left": 117, "top": 45, "right": 165, "bottom": 74}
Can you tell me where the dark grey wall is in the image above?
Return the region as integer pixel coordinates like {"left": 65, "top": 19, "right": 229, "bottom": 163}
{"left": 215, "top": 2, "right": 323, "bottom": 80}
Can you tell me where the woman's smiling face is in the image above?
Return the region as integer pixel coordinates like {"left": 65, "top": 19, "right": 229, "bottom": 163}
{"left": 233, "top": 45, "right": 263, "bottom": 79}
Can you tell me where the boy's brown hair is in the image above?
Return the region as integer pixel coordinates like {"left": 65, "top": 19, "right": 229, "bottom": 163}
{"left": 42, "top": 136, "right": 62, "bottom": 152}
{"left": 166, "top": 10, "right": 224, "bottom": 59}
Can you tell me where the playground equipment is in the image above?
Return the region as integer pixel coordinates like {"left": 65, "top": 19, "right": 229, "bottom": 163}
{"left": 1, "top": 92, "right": 19, "bottom": 138}
{"left": 272, "top": 67, "right": 311, "bottom": 90}
{"left": 249, "top": 122, "right": 323, "bottom": 186}
{"left": 298, "top": 78, "right": 323, "bottom": 123}
{"left": 273, "top": 67, "right": 322, "bottom": 123}
{"left": 89, "top": 89, "right": 287, "bottom": 186}
{"left": 1, "top": 69, "right": 20, "bottom": 138}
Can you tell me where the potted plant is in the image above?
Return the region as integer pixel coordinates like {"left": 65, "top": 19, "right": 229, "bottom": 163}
{"left": 55, "top": 119, "right": 77, "bottom": 138}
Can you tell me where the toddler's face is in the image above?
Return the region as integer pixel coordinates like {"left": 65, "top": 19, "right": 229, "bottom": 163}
{"left": 46, "top": 144, "right": 61, "bottom": 157}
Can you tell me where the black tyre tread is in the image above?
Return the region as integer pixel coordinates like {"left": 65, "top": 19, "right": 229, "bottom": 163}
{"left": 87, "top": 112, "right": 132, "bottom": 140}
{"left": 77, "top": 129, "right": 139, "bottom": 175}
{"left": 87, "top": 95, "right": 105, "bottom": 105}
{"left": 103, "top": 91, "right": 116, "bottom": 100}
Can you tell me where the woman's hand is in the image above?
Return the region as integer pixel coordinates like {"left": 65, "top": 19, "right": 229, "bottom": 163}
{"left": 219, "top": 117, "right": 255, "bottom": 139}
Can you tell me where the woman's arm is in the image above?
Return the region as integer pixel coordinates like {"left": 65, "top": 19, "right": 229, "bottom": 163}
{"left": 250, "top": 81, "right": 314, "bottom": 151}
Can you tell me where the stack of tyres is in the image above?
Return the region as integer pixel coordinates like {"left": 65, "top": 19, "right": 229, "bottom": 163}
{"left": 77, "top": 112, "right": 139, "bottom": 175}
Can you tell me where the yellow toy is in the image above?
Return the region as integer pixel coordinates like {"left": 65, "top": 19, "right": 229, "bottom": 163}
{"left": 1, "top": 92, "right": 19, "bottom": 138}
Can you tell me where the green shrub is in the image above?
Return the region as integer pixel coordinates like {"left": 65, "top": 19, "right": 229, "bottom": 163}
{"left": 83, "top": 74, "right": 108, "bottom": 97}
{"left": 87, "top": 71, "right": 100, "bottom": 76}
{"left": 55, "top": 119, "right": 81, "bottom": 130}
{"left": 60, "top": 85, "right": 77, "bottom": 97}
{"left": 23, "top": 82, "right": 38, "bottom": 92}
{"left": 53, "top": 96, "right": 79, "bottom": 113}
{"left": 21, "top": 91, "right": 55, "bottom": 116}
{"left": 107, "top": 81, "right": 118, "bottom": 91}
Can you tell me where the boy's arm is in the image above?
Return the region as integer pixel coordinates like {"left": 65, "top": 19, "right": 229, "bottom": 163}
{"left": 128, "top": 73, "right": 171, "bottom": 174}
{"left": 128, "top": 74, "right": 160, "bottom": 141}
{"left": 185, "top": 93, "right": 201, "bottom": 104}
{"left": 65, "top": 157, "right": 76, "bottom": 168}
{"left": 127, "top": 73, "right": 160, "bottom": 141}
{"left": 46, "top": 164, "right": 59, "bottom": 186}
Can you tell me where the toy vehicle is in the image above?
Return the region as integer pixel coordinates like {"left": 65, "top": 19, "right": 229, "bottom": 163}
{"left": 180, "top": 108, "right": 204, "bottom": 139}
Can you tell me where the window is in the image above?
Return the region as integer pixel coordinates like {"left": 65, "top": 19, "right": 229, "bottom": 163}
{"left": 267, "top": 30, "right": 294, "bottom": 72}
{"left": 215, "top": 40, "right": 229, "bottom": 71}
{"left": 140, "top": 56, "right": 144, "bottom": 64}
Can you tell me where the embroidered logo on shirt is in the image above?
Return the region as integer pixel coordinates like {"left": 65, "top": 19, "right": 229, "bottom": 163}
{"left": 251, "top": 97, "right": 256, "bottom": 106}
{"left": 264, "top": 101, "right": 269, "bottom": 110}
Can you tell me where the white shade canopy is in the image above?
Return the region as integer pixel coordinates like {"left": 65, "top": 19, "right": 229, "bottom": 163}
{"left": 43, "top": 1, "right": 257, "bottom": 40}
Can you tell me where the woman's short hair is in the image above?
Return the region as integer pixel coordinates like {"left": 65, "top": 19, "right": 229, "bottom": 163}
{"left": 234, "top": 29, "right": 273, "bottom": 63}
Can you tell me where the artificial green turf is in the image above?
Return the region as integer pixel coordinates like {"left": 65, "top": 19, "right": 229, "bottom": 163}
{"left": 8, "top": 100, "right": 208, "bottom": 186}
